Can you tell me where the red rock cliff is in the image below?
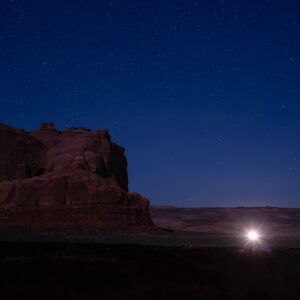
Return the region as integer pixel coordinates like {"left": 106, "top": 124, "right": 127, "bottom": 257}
{"left": 0, "top": 123, "right": 154, "bottom": 232}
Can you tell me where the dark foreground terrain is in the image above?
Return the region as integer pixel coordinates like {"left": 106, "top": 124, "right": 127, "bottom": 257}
{"left": 1, "top": 231, "right": 300, "bottom": 299}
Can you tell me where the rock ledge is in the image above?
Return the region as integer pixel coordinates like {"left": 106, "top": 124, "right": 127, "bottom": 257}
{"left": 0, "top": 123, "right": 154, "bottom": 232}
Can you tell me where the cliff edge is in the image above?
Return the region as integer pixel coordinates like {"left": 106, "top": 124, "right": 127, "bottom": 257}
{"left": 0, "top": 123, "right": 154, "bottom": 232}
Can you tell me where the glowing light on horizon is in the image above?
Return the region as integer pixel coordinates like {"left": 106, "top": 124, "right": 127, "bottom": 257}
{"left": 247, "top": 230, "right": 259, "bottom": 242}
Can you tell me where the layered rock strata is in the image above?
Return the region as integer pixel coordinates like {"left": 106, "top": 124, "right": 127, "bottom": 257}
{"left": 0, "top": 123, "right": 154, "bottom": 232}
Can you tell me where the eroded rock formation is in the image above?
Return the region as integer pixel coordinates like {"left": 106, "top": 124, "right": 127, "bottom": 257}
{"left": 0, "top": 123, "right": 154, "bottom": 232}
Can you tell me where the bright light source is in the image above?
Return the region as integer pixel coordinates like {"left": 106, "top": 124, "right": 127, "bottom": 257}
{"left": 247, "top": 230, "right": 259, "bottom": 241}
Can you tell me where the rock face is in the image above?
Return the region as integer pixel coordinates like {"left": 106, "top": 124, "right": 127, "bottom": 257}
{"left": 0, "top": 123, "right": 154, "bottom": 232}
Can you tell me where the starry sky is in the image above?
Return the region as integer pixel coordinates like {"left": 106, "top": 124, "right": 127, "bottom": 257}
{"left": 0, "top": 0, "right": 299, "bottom": 207}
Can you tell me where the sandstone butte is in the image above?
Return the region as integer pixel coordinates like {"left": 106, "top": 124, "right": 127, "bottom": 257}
{"left": 0, "top": 122, "right": 155, "bottom": 232}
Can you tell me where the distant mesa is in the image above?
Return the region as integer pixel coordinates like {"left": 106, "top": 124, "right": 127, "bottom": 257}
{"left": 0, "top": 122, "right": 155, "bottom": 232}
{"left": 39, "top": 122, "right": 55, "bottom": 129}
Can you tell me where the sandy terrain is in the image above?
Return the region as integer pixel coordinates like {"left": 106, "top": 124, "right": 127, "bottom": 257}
{"left": 151, "top": 206, "right": 300, "bottom": 236}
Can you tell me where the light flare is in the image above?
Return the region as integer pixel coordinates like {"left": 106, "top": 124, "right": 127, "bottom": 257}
{"left": 247, "top": 230, "right": 259, "bottom": 241}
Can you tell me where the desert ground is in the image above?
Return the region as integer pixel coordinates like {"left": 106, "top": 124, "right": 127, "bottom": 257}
{"left": 1, "top": 228, "right": 300, "bottom": 300}
{"left": 151, "top": 206, "right": 300, "bottom": 236}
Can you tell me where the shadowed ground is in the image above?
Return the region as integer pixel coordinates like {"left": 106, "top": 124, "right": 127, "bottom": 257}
{"left": 1, "top": 230, "right": 300, "bottom": 299}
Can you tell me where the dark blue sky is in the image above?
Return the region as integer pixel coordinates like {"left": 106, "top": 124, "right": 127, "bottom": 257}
{"left": 1, "top": 0, "right": 299, "bottom": 207}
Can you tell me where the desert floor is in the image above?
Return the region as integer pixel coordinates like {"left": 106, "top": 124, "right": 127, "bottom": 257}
{"left": 1, "top": 230, "right": 300, "bottom": 299}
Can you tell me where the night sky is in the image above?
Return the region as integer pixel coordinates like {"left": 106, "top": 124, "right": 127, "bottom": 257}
{"left": 0, "top": 0, "right": 299, "bottom": 207}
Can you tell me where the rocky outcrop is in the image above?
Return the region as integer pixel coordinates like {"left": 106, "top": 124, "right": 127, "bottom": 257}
{"left": 0, "top": 123, "right": 154, "bottom": 232}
